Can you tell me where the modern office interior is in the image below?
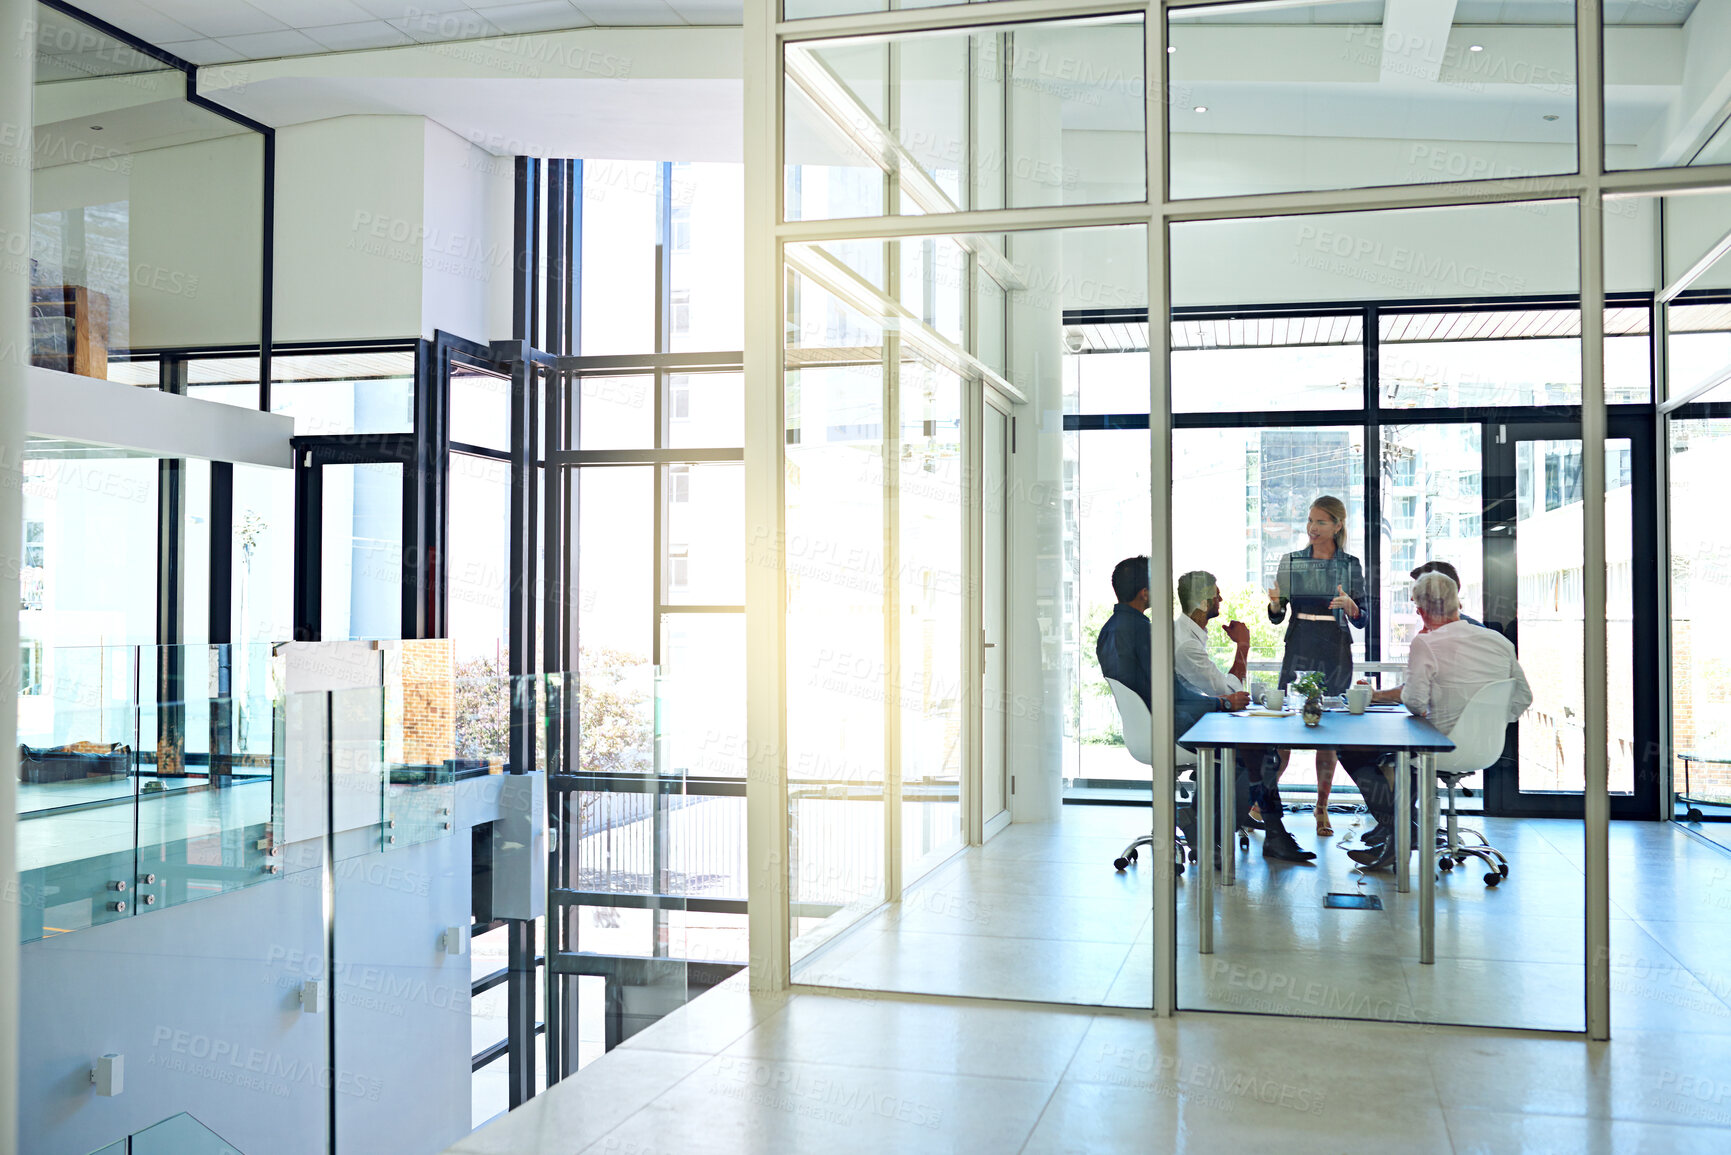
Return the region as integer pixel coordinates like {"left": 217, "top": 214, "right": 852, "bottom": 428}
{"left": 2, "top": 1, "right": 1731, "bottom": 1153}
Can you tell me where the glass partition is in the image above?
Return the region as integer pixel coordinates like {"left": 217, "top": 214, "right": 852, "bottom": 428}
{"left": 1671, "top": 418, "right": 1731, "bottom": 827}
{"left": 16, "top": 644, "right": 282, "bottom": 943}
{"left": 29, "top": 2, "right": 264, "bottom": 379}
{"left": 1170, "top": 201, "right": 1589, "bottom": 1031}
{"left": 1169, "top": 0, "right": 1577, "bottom": 199}
{"left": 1605, "top": 0, "right": 1731, "bottom": 170}
{"left": 786, "top": 222, "right": 1149, "bottom": 1006}
{"left": 784, "top": 15, "right": 1147, "bottom": 221}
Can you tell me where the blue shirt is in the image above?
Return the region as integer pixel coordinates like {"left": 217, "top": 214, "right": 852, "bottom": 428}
{"left": 1096, "top": 602, "right": 1223, "bottom": 744}
{"left": 1269, "top": 546, "right": 1369, "bottom": 631}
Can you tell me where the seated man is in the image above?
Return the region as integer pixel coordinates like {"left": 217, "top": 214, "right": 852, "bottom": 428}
{"left": 1175, "top": 569, "right": 1314, "bottom": 862}
{"left": 1343, "top": 571, "right": 1533, "bottom": 871}
{"left": 1370, "top": 559, "right": 1487, "bottom": 705}
{"left": 1097, "top": 556, "right": 1314, "bottom": 865}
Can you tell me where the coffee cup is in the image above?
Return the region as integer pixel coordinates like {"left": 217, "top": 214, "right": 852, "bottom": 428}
{"left": 1262, "top": 686, "right": 1282, "bottom": 710}
{"left": 1346, "top": 685, "right": 1372, "bottom": 714}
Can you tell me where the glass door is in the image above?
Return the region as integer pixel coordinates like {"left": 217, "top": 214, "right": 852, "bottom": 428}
{"left": 1481, "top": 420, "right": 1658, "bottom": 818}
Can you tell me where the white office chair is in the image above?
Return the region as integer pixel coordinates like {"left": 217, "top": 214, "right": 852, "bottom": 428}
{"left": 1105, "top": 678, "right": 1196, "bottom": 874}
{"left": 1431, "top": 678, "right": 1516, "bottom": 886}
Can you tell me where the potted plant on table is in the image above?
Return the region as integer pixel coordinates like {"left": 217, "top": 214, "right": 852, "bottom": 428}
{"left": 1293, "top": 671, "right": 1327, "bottom": 727}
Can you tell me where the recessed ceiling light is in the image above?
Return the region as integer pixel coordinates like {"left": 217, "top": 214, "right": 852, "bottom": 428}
{"left": 1543, "top": 114, "right": 1559, "bottom": 121}
{"left": 1194, "top": 105, "right": 1208, "bottom": 113}
{"left": 1469, "top": 44, "right": 1484, "bottom": 52}
{"left": 90, "top": 125, "right": 103, "bottom": 131}
{"left": 1167, "top": 45, "right": 1176, "bottom": 53}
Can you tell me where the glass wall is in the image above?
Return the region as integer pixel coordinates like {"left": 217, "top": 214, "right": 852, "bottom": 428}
{"left": 29, "top": 2, "right": 265, "bottom": 383}
{"left": 1167, "top": 1, "right": 1579, "bottom": 198}
{"left": 758, "top": 0, "right": 1727, "bottom": 1046}
{"left": 1162, "top": 195, "right": 1595, "bottom": 1030}
{"left": 784, "top": 217, "right": 1150, "bottom": 1002}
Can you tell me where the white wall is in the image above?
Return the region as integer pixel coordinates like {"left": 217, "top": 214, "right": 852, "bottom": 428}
{"left": 1664, "top": 189, "right": 1731, "bottom": 291}
{"left": 18, "top": 812, "right": 483, "bottom": 1155}
{"left": 32, "top": 131, "right": 266, "bottom": 351}
{"left": 274, "top": 116, "right": 427, "bottom": 343}
{"left": 128, "top": 133, "right": 265, "bottom": 348}
{"left": 19, "top": 865, "right": 329, "bottom": 1155}
{"left": 275, "top": 116, "right": 513, "bottom": 346}
{"left": 420, "top": 119, "right": 512, "bottom": 343}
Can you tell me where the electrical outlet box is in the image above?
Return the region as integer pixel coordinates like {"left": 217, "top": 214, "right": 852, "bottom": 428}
{"left": 91, "top": 1054, "right": 123, "bottom": 1097}
{"left": 443, "top": 925, "right": 469, "bottom": 956}
{"left": 300, "top": 980, "right": 325, "bottom": 1014}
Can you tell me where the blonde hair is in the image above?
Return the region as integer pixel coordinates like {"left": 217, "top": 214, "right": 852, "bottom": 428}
{"left": 1311, "top": 496, "right": 1347, "bottom": 551}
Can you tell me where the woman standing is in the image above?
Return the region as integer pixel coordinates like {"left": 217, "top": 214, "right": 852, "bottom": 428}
{"left": 1267, "top": 495, "right": 1367, "bottom": 837}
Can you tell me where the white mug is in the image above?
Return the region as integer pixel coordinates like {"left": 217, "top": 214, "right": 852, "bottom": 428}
{"left": 1262, "top": 685, "right": 1282, "bottom": 710}
{"left": 1346, "top": 685, "right": 1372, "bottom": 715}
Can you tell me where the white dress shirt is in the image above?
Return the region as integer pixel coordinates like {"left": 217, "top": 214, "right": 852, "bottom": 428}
{"left": 1402, "top": 619, "right": 1534, "bottom": 737}
{"left": 1174, "top": 615, "right": 1242, "bottom": 698}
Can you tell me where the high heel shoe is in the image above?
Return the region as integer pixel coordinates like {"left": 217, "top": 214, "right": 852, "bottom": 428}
{"left": 1313, "top": 804, "right": 1334, "bottom": 837}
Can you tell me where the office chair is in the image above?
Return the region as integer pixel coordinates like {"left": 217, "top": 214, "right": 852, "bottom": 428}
{"left": 1432, "top": 677, "right": 1516, "bottom": 886}
{"left": 1104, "top": 679, "right": 1257, "bottom": 873}
{"left": 1105, "top": 678, "right": 1191, "bottom": 872}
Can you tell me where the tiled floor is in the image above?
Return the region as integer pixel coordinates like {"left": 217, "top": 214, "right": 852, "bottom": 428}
{"left": 451, "top": 807, "right": 1731, "bottom": 1154}
{"left": 792, "top": 803, "right": 1731, "bottom": 1035}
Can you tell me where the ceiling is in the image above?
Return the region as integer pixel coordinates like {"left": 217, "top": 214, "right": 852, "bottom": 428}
{"left": 1177, "top": 0, "right": 1699, "bottom": 26}
{"left": 57, "top": 0, "right": 740, "bottom": 65}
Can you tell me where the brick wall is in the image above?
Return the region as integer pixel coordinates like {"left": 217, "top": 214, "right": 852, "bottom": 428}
{"left": 400, "top": 640, "right": 454, "bottom": 767}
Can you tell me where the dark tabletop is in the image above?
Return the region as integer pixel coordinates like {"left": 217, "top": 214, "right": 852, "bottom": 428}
{"left": 1180, "top": 708, "right": 1455, "bottom": 753}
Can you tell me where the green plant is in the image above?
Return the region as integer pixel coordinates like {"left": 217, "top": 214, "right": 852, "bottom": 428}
{"left": 1293, "top": 671, "right": 1328, "bottom": 701}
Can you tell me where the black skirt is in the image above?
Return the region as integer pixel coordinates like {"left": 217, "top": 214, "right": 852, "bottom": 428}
{"left": 1278, "top": 617, "right": 1353, "bottom": 695}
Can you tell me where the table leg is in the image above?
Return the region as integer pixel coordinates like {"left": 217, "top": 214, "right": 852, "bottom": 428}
{"left": 1395, "top": 751, "right": 1411, "bottom": 894}
{"left": 1198, "top": 748, "right": 1214, "bottom": 955}
{"left": 1420, "top": 752, "right": 1436, "bottom": 965}
{"left": 1220, "top": 747, "right": 1236, "bottom": 888}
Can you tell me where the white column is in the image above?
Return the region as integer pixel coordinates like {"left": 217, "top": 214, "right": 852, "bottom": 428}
{"left": 1578, "top": 0, "right": 1611, "bottom": 1044}
{"left": 743, "top": 0, "right": 789, "bottom": 992}
{"left": 1149, "top": 5, "right": 1175, "bottom": 1019}
{"left": 0, "top": 0, "right": 30, "bottom": 1143}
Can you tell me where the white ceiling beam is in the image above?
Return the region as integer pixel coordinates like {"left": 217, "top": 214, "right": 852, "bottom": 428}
{"left": 25, "top": 368, "right": 293, "bottom": 469}
{"left": 1379, "top": 0, "right": 1459, "bottom": 87}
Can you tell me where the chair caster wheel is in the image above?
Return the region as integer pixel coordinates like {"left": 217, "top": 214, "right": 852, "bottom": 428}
{"left": 1175, "top": 860, "right": 1185, "bottom": 876}
{"left": 1439, "top": 858, "right": 1453, "bottom": 871}
{"left": 1238, "top": 832, "right": 1250, "bottom": 851}
{"left": 1113, "top": 858, "right": 1129, "bottom": 871}
{"left": 1484, "top": 872, "right": 1502, "bottom": 886}
{"left": 1687, "top": 807, "right": 1705, "bottom": 822}
{"left": 1128, "top": 848, "right": 1139, "bottom": 863}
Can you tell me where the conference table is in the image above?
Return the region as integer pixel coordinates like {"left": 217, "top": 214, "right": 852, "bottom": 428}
{"left": 1179, "top": 706, "right": 1455, "bottom": 964}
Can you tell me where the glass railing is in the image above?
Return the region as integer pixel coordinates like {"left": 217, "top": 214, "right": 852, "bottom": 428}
{"left": 16, "top": 643, "right": 282, "bottom": 942}
{"left": 14, "top": 640, "right": 545, "bottom": 942}
{"left": 88, "top": 1111, "right": 244, "bottom": 1154}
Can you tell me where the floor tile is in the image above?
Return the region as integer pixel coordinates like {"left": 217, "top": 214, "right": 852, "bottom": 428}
{"left": 447, "top": 1049, "right": 708, "bottom": 1154}
{"left": 721, "top": 995, "right": 1092, "bottom": 1082}
{"left": 1444, "top": 1108, "right": 1731, "bottom": 1154}
{"left": 1425, "top": 1027, "right": 1731, "bottom": 1126}
{"left": 797, "top": 928, "right": 1134, "bottom": 1006}
{"left": 613, "top": 985, "right": 793, "bottom": 1057}
{"left": 582, "top": 1058, "right": 1054, "bottom": 1155}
